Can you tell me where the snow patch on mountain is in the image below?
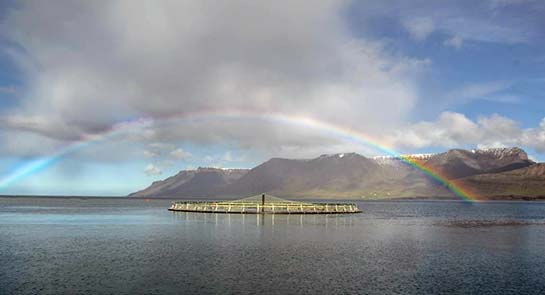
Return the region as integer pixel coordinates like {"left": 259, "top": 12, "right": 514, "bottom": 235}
{"left": 471, "top": 147, "right": 528, "bottom": 160}
{"left": 372, "top": 153, "right": 436, "bottom": 165}
{"left": 372, "top": 147, "right": 529, "bottom": 166}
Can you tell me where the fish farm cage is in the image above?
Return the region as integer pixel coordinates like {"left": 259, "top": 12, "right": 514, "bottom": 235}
{"left": 168, "top": 194, "right": 361, "bottom": 214}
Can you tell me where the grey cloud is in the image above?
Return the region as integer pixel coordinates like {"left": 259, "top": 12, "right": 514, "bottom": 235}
{"left": 144, "top": 143, "right": 191, "bottom": 160}
{"left": 0, "top": 115, "right": 85, "bottom": 141}
{"left": 1, "top": 0, "right": 425, "bottom": 157}
{"left": 0, "top": 129, "right": 62, "bottom": 158}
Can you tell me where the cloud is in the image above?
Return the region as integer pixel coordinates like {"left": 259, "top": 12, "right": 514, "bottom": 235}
{"left": 489, "top": 0, "right": 535, "bottom": 9}
{"left": 402, "top": 17, "right": 435, "bottom": 41}
{"left": 446, "top": 81, "right": 517, "bottom": 105}
{"left": 390, "top": 112, "right": 545, "bottom": 153}
{"left": 356, "top": 1, "right": 541, "bottom": 45}
{"left": 0, "top": 86, "right": 17, "bottom": 95}
{"left": 3, "top": 1, "right": 540, "bottom": 162}
{"left": 144, "top": 164, "right": 162, "bottom": 176}
{"left": 201, "top": 151, "right": 244, "bottom": 167}
{"left": 521, "top": 118, "right": 545, "bottom": 153}
{"left": 0, "top": 114, "right": 86, "bottom": 140}
{"left": 444, "top": 35, "right": 463, "bottom": 49}
{"left": 222, "top": 151, "right": 235, "bottom": 162}
{"left": 144, "top": 143, "right": 191, "bottom": 160}
{"left": 170, "top": 148, "right": 191, "bottom": 160}
{"left": 222, "top": 151, "right": 249, "bottom": 163}
{"left": 0, "top": 0, "right": 426, "bottom": 159}
{"left": 0, "top": 129, "right": 62, "bottom": 158}
{"left": 144, "top": 143, "right": 175, "bottom": 158}
{"left": 390, "top": 112, "right": 481, "bottom": 148}
{"left": 440, "top": 17, "right": 531, "bottom": 44}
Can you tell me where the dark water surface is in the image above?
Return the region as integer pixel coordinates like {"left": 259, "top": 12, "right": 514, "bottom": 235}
{"left": 1, "top": 197, "right": 545, "bottom": 294}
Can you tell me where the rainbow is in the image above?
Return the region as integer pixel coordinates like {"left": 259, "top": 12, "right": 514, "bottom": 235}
{"left": 0, "top": 111, "right": 480, "bottom": 201}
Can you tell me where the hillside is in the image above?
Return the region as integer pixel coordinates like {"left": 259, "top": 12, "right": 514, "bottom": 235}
{"left": 457, "top": 163, "right": 545, "bottom": 199}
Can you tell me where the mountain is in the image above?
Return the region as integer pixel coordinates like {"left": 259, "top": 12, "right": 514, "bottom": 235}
{"left": 456, "top": 163, "right": 545, "bottom": 199}
{"left": 128, "top": 167, "right": 249, "bottom": 198}
{"left": 225, "top": 153, "right": 387, "bottom": 198}
{"left": 129, "top": 147, "right": 543, "bottom": 200}
{"left": 422, "top": 147, "right": 533, "bottom": 179}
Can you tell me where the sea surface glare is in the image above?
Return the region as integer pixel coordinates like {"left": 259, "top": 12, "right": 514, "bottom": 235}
{"left": 1, "top": 197, "right": 545, "bottom": 294}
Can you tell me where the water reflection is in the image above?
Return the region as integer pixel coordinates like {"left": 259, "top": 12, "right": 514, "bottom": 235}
{"left": 170, "top": 211, "right": 358, "bottom": 230}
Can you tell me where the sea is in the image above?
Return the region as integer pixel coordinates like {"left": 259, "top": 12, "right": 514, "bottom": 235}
{"left": 1, "top": 197, "right": 545, "bottom": 295}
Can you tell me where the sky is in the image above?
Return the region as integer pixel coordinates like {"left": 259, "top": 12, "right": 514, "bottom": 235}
{"left": 0, "top": 0, "right": 544, "bottom": 196}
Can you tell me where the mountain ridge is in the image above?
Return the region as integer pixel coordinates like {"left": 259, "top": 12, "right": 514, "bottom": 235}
{"left": 130, "top": 147, "right": 543, "bottom": 200}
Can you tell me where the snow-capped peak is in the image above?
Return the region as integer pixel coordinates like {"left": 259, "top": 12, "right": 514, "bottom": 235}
{"left": 471, "top": 147, "right": 527, "bottom": 159}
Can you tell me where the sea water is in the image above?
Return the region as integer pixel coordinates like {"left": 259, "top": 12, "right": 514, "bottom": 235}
{"left": 1, "top": 197, "right": 545, "bottom": 294}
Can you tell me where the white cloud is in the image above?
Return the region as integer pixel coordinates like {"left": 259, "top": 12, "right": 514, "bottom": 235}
{"left": 390, "top": 112, "right": 481, "bottom": 148}
{"left": 444, "top": 35, "right": 463, "bottom": 49}
{"left": 390, "top": 112, "right": 545, "bottom": 154}
{"left": 170, "top": 148, "right": 191, "bottom": 160}
{"left": 3, "top": 1, "right": 540, "bottom": 162}
{"left": 402, "top": 17, "right": 435, "bottom": 41}
{"left": 144, "top": 164, "right": 162, "bottom": 176}
{"left": 521, "top": 118, "right": 545, "bottom": 153}
{"left": 0, "top": 0, "right": 426, "bottom": 159}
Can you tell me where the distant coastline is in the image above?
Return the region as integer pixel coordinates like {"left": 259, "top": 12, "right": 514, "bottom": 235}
{"left": 2, "top": 195, "right": 545, "bottom": 202}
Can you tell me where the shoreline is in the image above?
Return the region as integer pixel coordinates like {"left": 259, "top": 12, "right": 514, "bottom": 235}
{"left": 2, "top": 195, "right": 545, "bottom": 202}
